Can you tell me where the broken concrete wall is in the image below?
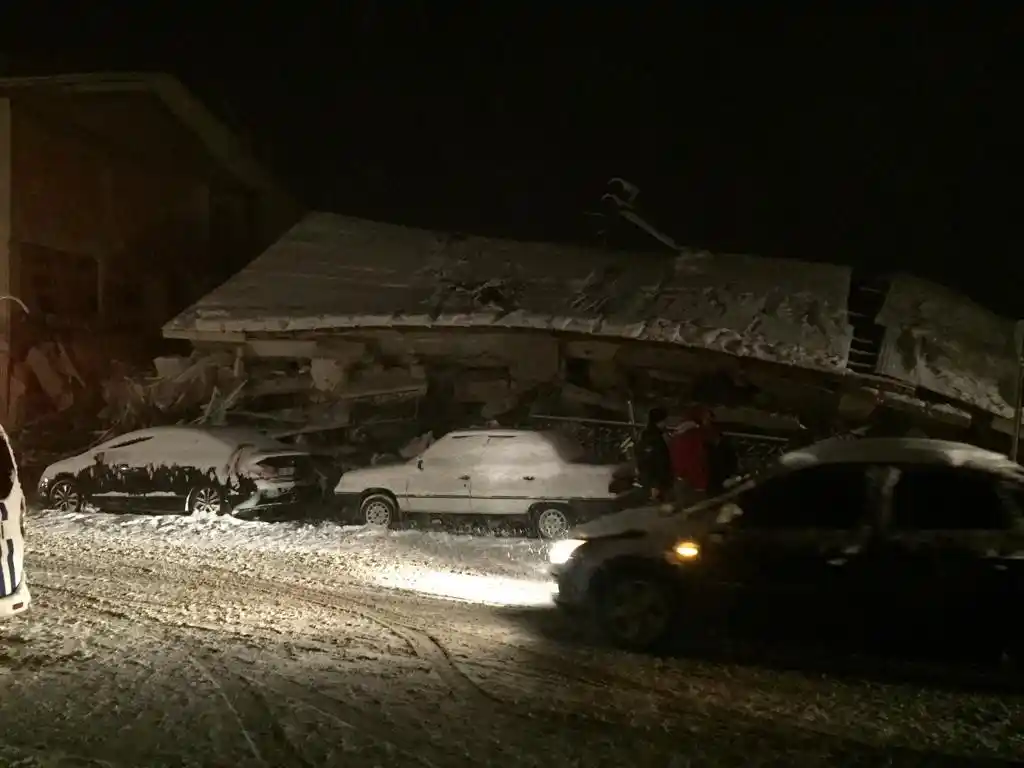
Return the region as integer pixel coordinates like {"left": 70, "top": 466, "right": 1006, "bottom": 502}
{"left": 102, "top": 327, "right": 846, "bottom": 456}
{"left": 875, "top": 274, "right": 1017, "bottom": 419}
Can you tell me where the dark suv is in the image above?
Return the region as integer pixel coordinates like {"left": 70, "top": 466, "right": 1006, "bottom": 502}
{"left": 549, "top": 437, "right": 1024, "bottom": 660}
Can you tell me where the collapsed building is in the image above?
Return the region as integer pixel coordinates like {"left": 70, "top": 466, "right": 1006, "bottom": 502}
{"left": 70, "top": 211, "right": 1004, "bottom": 475}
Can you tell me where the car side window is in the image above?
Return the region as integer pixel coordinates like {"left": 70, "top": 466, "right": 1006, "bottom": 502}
{"left": 421, "top": 435, "right": 488, "bottom": 466}
{"left": 733, "top": 464, "right": 868, "bottom": 530}
{"left": 482, "top": 436, "right": 558, "bottom": 465}
{"left": 890, "top": 466, "right": 1010, "bottom": 531}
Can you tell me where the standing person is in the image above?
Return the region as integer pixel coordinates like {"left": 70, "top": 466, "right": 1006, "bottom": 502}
{"left": 705, "top": 420, "right": 739, "bottom": 495}
{"left": 669, "top": 405, "right": 712, "bottom": 506}
{"left": 635, "top": 407, "right": 673, "bottom": 502}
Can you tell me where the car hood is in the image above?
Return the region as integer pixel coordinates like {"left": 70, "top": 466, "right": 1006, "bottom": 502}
{"left": 568, "top": 503, "right": 677, "bottom": 539}
{"left": 40, "top": 452, "right": 96, "bottom": 482}
{"left": 568, "top": 489, "right": 742, "bottom": 541}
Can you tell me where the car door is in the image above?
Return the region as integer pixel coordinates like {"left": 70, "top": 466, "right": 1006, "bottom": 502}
{"left": 85, "top": 435, "right": 157, "bottom": 509}
{"left": 702, "top": 463, "right": 876, "bottom": 642}
{"left": 139, "top": 431, "right": 214, "bottom": 511}
{"left": 470, "top": 435, "right": 560, "bottom": 515}
{"left": 404, "top": 434, "right": 487, "bottom": 514}
{"left": 868, "top": 465, "right": 1022, "bottom": 658}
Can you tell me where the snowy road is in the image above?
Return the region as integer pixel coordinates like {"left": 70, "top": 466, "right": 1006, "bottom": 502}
{"left": 1, "top": 510, "right": 1021, "bottom": 766}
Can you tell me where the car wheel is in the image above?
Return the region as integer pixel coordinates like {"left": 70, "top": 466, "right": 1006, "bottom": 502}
{"left": 361, "top": 492, "right": 397, "bottom": 528}
{"left": 49, "top": 479, "right": 82, "bottom": 513}
{"left": 533, "top": 506, "right": 571, "bottom": 540}
{"left": 187, "top": 485, "right": 225, "bottom": 517}
{"left": 597, "top": 568, "right": 675, "bottom": 653}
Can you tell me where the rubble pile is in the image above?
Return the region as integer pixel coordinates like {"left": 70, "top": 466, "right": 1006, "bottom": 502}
{"left": 86, "top": 331, "right": 811, "bottom": 477}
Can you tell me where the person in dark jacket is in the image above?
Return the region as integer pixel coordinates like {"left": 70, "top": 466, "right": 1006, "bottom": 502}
{"left": 705, "top": 418, "right": 739, "bottom": 495}
{"left": 635, "top": 407, "right": 673, "bottom": 501}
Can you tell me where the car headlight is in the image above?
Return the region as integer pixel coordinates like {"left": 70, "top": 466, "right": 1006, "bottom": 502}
{"left": 548, "top": 538, "right": 585, "bottom": 566}
{"left": 668, "top": 539, "right": 701, "bottom": 563}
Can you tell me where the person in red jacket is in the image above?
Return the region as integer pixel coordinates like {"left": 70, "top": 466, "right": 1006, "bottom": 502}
{"left": 669, "top": 405, "right": 715, "bottom": 505}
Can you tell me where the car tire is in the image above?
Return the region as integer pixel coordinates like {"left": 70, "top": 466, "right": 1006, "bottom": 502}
{"left": 532, "top": 505, "right": 571, "bottom": 540}
{"left": 187, "top": 485, "right": 226, "bottom": 517}
{"left": 595, "top": 565, "right": 677, "bottom": 653}
{"left": 360, "top": 492, "right": 398, "bottom": 528}
{"left": 49, "top": 478, "right": 82, "bottom": 513}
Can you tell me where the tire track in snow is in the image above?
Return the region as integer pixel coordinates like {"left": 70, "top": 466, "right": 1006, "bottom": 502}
{"left": 33, "top": 554, "right": 1024, "bottom": 763}
{"left": 39, "top": 553, "right": 669, "bottom": 707}
{"left": 31, "top": 568, "right": 476, "bottom": 766}
{"left": 208, "top": 567, "right": 491, "bottom": 704}
{"left": 234, "top": 669, "right": 470, "bottom": 768}
{"left": 32, "top": 580, "right": 436, "bottom": 767}
{"left": 39, "top": 554, "right": 492, "bottom": 705}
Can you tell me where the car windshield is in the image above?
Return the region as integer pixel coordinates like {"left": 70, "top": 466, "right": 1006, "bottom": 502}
{"left": 673, "top": 476, "right": 758, "bottom": 524}
{"left": 207, "top": 427, "right": 294, "bottom": 452}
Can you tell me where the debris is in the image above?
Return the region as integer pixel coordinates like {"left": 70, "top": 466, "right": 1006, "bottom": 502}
{"left": 25, "top": 344, "right": 75, "bottom": 412}
{"left": 246, "top": 339, "right": 319, "bottom": 358}
{"left": 310, "top": 358, "right": 348, "bottom": 392}
{"left": 399, "top": 431, "right": 434, "bottom": 459}
{"left": 153, "top": 356, "right": 191, "bottom": 379}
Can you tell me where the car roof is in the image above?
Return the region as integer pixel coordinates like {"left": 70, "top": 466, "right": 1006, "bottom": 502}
{"left": 780, "top": 437, "right": 1023, "bottom": 478}
{"left": 114, "top": 426, "right": 284, "bottom": 447}
{"left": 446, "top": 428, "right": 549, "bottom": 439}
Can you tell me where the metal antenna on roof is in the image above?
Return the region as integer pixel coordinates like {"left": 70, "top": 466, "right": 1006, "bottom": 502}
{"left": 601, "top": 178, "right": 684, "bottom": 252}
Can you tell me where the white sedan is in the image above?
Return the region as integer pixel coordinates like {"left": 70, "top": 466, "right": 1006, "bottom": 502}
{"left": 0, "top": 423, "right": 29, "bottom": 618}
{"left": 334, "top": 428, "right": 631, "bottom": 539}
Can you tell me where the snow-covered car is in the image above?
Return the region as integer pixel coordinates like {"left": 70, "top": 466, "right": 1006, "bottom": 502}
{"left": 37, "top": 426, "right": 320, "bottom": 518}
{"left": 334, "top": 428, "right": 630, "bottom": 538}
{"left": 0, "top": 423, "right": 30, "bottom": 617}
{"left": 550, "top": 437, "right": 1024, "bottom": 658}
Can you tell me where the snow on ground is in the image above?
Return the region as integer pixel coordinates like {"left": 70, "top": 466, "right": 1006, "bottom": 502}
{"left": 34, "top": 508, "right": 556, "bottom": 606}
{"left": 0, "top": 506, "right": 1021, "bottom": 766}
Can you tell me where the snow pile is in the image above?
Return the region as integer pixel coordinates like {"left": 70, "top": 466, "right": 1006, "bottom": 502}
{"left": 165, "top": 212, "right": 853, "bottom": 372}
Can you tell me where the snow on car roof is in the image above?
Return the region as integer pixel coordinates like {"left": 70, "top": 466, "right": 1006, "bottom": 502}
{"left": 447, "top": 428, "right": 547, "bottom": 438}
{"left": 113, "top": 426, "right": 289, "bottom": 450}
{"left": 781, "top": 437, "right": 1022, "bottom": 476}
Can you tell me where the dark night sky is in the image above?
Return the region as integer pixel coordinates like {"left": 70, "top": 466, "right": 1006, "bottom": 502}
{"left": 0, "top": 4, "right": 1017, "bottom": 313}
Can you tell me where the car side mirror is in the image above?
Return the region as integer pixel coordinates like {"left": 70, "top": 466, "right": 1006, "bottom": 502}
{"left": 417, "top": 458, "right": 424, "bottom": 470}
{"left": 710, "top": 503, "right": 743, "bottom": 535}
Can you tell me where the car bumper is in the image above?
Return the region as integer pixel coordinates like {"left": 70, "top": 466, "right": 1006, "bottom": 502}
{"left": 0, "top": 579, "right": 31, "bottom": 618}
{"left": 550, "top": 560, "right": 590, "bottom": 612}
{"left": 232, "top": 482, "right": 320, "bottom": 516}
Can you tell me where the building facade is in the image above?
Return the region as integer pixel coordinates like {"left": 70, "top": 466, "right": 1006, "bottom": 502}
{"left": 0, "top": 73, "right": 299, "bottom": 424}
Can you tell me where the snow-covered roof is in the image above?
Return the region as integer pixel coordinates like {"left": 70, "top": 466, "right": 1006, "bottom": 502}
{"left": 781, "top": 437, "right": 1021, "bottom": 476}
{"left": 164, "top": 212, "right": 854, "bottom": 372}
